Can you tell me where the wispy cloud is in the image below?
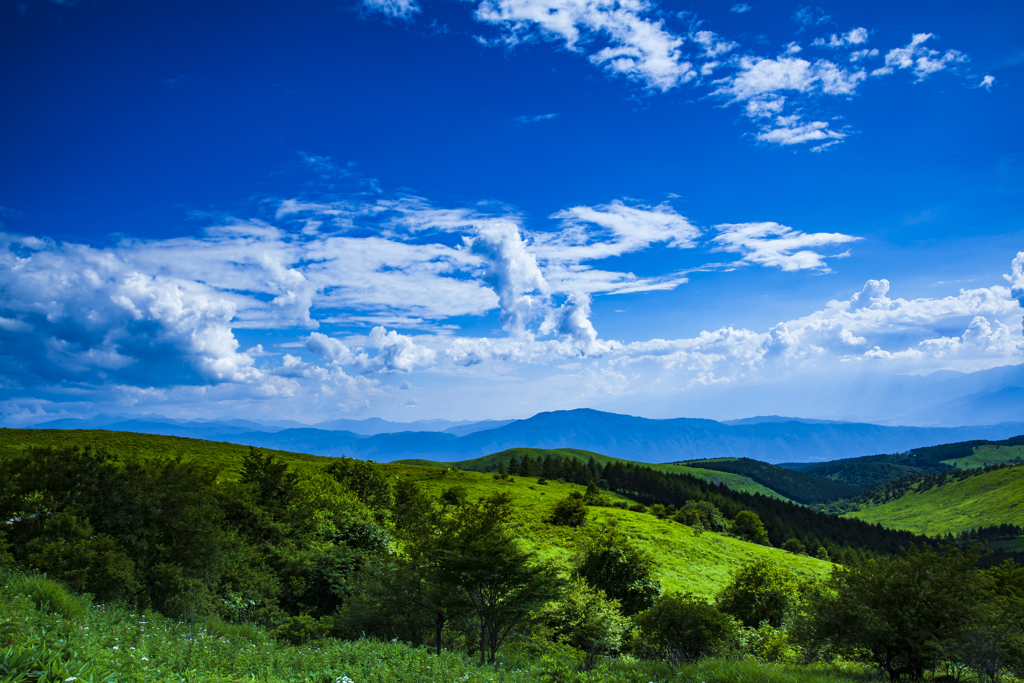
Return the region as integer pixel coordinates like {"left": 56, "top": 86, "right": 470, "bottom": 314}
{"left": 361, "top": 0, "right": 420, "bottom": 20}
{"left": 730, "top": 3, "right": 752, "bottom": 14}
{"left": 509, "top": 112, "right": 560, "bottom": 125}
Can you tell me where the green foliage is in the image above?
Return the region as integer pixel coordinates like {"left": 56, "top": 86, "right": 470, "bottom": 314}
{"left": 782, "top": 538, "right": 807, "bottom": 555}
{"left": 674, "top": 500, "right": 727, "bottom": 533}
{"left": 731, "top": 510, "right": 770, "bottom": 545}
{"left": 549, "top": 492, "right": 589, "bottom": 527}
{"left": 3, "top": 573, "right": 89, "bottom": 621}
{"left": 632, "top": 592, "right": 736, "bottom": 663}
{"left": 742, "top": 622, "right": 799, "bottom": 663}
{"left": 573, "top": 529, "right": 660, "bottom": 616}
{"left": 435, "top": 492, "right": 562, "bottom": 664}
{"left": 808, "top": 545, "right": 981, "bottom": 681}
{"left": 542, "top": 578, "right": 629, "bottom": 669}
{"left": 717, "top": 559, "right": 798, "bottom": 629}
{"left": 274, "top": 614, "right": 328, "bottom": 645}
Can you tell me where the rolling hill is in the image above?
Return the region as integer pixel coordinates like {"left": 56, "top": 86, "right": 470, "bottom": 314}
{"left": 0, "top": 427, "right": 831, "bottom": 599}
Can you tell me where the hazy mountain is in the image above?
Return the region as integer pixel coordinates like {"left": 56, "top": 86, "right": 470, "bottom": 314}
{"left": 223, "top": 409, "right": 1024, "bottom": 464}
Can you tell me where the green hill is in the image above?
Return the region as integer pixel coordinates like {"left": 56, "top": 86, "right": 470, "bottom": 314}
{"left": 384, "top": 463, "right": 830, "bottom": 599}
{"left": 675, "top": 457, "right": 864, "bottom": 505}
{"left": 0, "top": 428, "right": 828, "bottom": 599}
{"left": 399, "top": 447, "right": 792, "bottom": 501}
{"left": 843, "top": 464, "right": 1024, "bottom": 537}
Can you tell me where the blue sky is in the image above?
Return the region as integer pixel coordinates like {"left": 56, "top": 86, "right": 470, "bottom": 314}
{"left": 1, "top": 0, "right": 1023, "bottom": 425}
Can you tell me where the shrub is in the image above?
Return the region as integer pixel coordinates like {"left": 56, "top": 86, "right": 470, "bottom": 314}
{"left": 542, "top": 578, "right": 629, "bottom": 669}
{"left": 537, "top": 478, "right": 549, "bottom": 485}
{"left": 550, "top": 493, "right": 589, "bottom": 528}
{"left": 275, "top": 614, "right": 328, "bottom": 644}
{"left": 573, "top": 530, "right": 660, "bottom": 616}
{"left": 731, "top": 510, "right": 770, "bottom": 545}
{"left": 4, "top": 573, "right": 89, "bottom": 621}
{"left": 782, "top": 538, "right": 807, "bottom": 555}
{"left": 717, "top": 560, "right": 798, "bottom": 629}
{"left": 674, "top": 500, "right": 727, "bottom": 533}
{"left": 627, "top": 503, "right": 647, "bottom": 514}
{"left": 632, "top": 592, "right": 736, "bottom": 663}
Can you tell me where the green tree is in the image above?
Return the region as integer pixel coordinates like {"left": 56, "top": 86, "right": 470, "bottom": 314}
{"left": 573, "top": 529, "right": 660, "bottom": 616}
{"left": 542, "top": 577, "right": 629, "bottom": 670}
{"left": 810, "top": 545, "right": 980, "bottom": 681}
{"left": 436, "top": 492, "right": 561, "bottom": 664}
{"left": 716, "top": 559, "right": 798, "bottom": 628}
{"left": 731, "top": 510, "right": 770, "bottom": 545}
{"left": 632, "top": 592, "right": 735, "bottom": 663}
{"left": 549, "top": 492, "right": 588, "bottom": 527}
{"left": 324, "top": 456, "right": 394, "bottom": 522}
{"left": 674, "top": 500, "right": 726, "bottom": 532}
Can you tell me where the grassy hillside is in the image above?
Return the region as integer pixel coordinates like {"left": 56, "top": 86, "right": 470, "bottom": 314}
{"left": 676, "top": 457, "right": 864, "bottom": 505}
{"left": 844, "top": 464, "right": 1024, "bottom": 537}
{"left": 0, "top": 428, "right": 828, "bottom": 600}
{"left": 383, "top": 463, "right": 830, "bottom": 599}
{"left": 398, "top": 447, "right": 792, "bottom": 501}
{"left": 943, "top": 444, "right": 1024, "bottom": 469}
{"left": 0, "top": 427, "right": 326, "bottom": 478}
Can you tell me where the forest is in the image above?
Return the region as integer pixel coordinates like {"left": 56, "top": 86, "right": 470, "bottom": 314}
{"left": 1, "top": 442, "right": 1023, "bottom": 683}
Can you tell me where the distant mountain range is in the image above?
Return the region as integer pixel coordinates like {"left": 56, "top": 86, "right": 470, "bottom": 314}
{"left": 29, "top": 409, "right": 1024, "bottom": 465}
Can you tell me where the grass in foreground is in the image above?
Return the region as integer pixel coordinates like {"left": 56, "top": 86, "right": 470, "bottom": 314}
{"left": 0, "top": 572, "right": 871, "bottom": 683}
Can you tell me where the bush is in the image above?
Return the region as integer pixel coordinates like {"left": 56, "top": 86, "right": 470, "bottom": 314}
{"left": 550, "top": 493, "right": 589, "bottom": 527}
{"left": 542, "top": 578, "right": 629, "bottom": 669}
{"left": 674, "top": 500, "right": 727, "bottom": 533}
{"left": 632, "top": 592, "right": 736, "bottom": 663}
{"left": 573, "top": 530, "right": 660, "bottom": 616}
{"left": 717, "top": 560, "right": 798, "bottom": 629}
{"left": 731, "top": 510, "right": 770, "bottom": 545}
{"left": 3, "top": 573, "right": 89, "bottom": 621}
{"left": 627, "top": 503, "right": 647, "bottom": 514}
{"left": 782, "top": 538, "right": 807, "bottom": 555}
{"left": 275, "top": 614, "right": 328, "bottom": 644}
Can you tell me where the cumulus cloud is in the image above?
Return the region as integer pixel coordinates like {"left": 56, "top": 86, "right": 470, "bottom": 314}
{"left": 813, "top": 27, "right": 869, "bottom": 48}
{"left": 712, "top": 222, "right": 861, "bottom": 271}
{"left": 980, "top": 75, "right": 995, "bottom": 90}
{"left": 871, "top": 33, "right": 967, "bottom": 80}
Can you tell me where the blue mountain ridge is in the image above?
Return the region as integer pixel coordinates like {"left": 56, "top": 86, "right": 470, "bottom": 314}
{"left": 42, "top": 408, "right": 1024, "bottom": 465}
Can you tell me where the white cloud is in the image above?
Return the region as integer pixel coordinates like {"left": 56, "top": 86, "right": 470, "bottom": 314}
{"left": 473, "top": 0, "right": 696, "bottom": 91}
{"left": 510, "top": 113, "right": 560, "bottom": 125}
{"left": 364, "top": 327, "right": 437, "bottom": 373}
{"left": 755, "top": 115, "right": 845, "bottom": 146}
{"left": 305, "top": 331, "right": 354, "bottom": 365}
{"left": 362, "top": 0, "right": 420, "bottom": 20}
{"left": 792, "top": 6, "right": 830, "bottom": 27}
{"left": 712, "top": 222, "right": 861, "bottom": 271}
{"left": 814, "top": 27, "right": 869, "bottom": 48}
{"left": 872, "top": 33, "right": 967, "bottom": 80}
{"left": 692, "top": 30, "right": 737, "bottom": 59}
{"left": 980, "top": 74, "right": 995, "bottom": 90}
{"left": 849, "top": 48, "right": 879, "bottom": 63}
{"left": 729, "top": 3, "right": 751, "bottom": 13}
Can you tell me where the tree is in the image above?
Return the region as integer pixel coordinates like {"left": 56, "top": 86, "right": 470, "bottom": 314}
{"left": 632, "top": 592, "right": 735, "bottom": 663}
{"left": 810, "top": 545, "right": 980, "bottom": 681}
{"left": 325, "top": 456, "right": 394, "bottom": 522}
{"left": 573, "top": 529, "right": 660, "bottom": 616}
{"left": 782, "top": 538, "right": 807, "bottom": 554}
{"left": 674, "top": 500, "right": 726, "bottom": 532}
{"left": 549, "top": 492, "right": 588, "bottom": 527}
{"left": 731, "top": 510, "right": 770, "bottom": 545}
{"left": 542, "top": 578, "right": 629, "bottom": 670}
{"left": 241, "top": 447, "right": 299, "bottom": 513}
{"left": 716, "top": 559, "right": 797, "bottom": 628}
{"left": 436, "top": 492, "right": 561, "bottom": 664}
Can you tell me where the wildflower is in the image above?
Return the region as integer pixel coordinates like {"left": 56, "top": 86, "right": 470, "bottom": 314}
{"left": 112, "top": 646, "right": 118, "bottom": 650}
{"left": 142, "top": 657, "right": 149, "bottom": 661}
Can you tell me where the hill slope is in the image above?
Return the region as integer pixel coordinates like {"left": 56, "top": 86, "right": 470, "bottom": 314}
{"left": 676, "top": 457, "right": 865, "bottom": 505}
{"left": 843, "top": 464, "right": 1024, "bottom": 537}
{"left": 397, "top": 448, "right": 791, "bottom": 500}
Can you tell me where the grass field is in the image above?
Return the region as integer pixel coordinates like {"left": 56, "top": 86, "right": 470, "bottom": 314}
{"left": 398, "top": 447, "right": 792, "bottom": 502}
{"left": 943, "top": 444, "right": 1024, "bottom": 470}
{"left": 845, "top": 465, "right": 1024, "bottom": 537}
{"left": 384, "top": 464, "right": 830, "bottom": 599}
